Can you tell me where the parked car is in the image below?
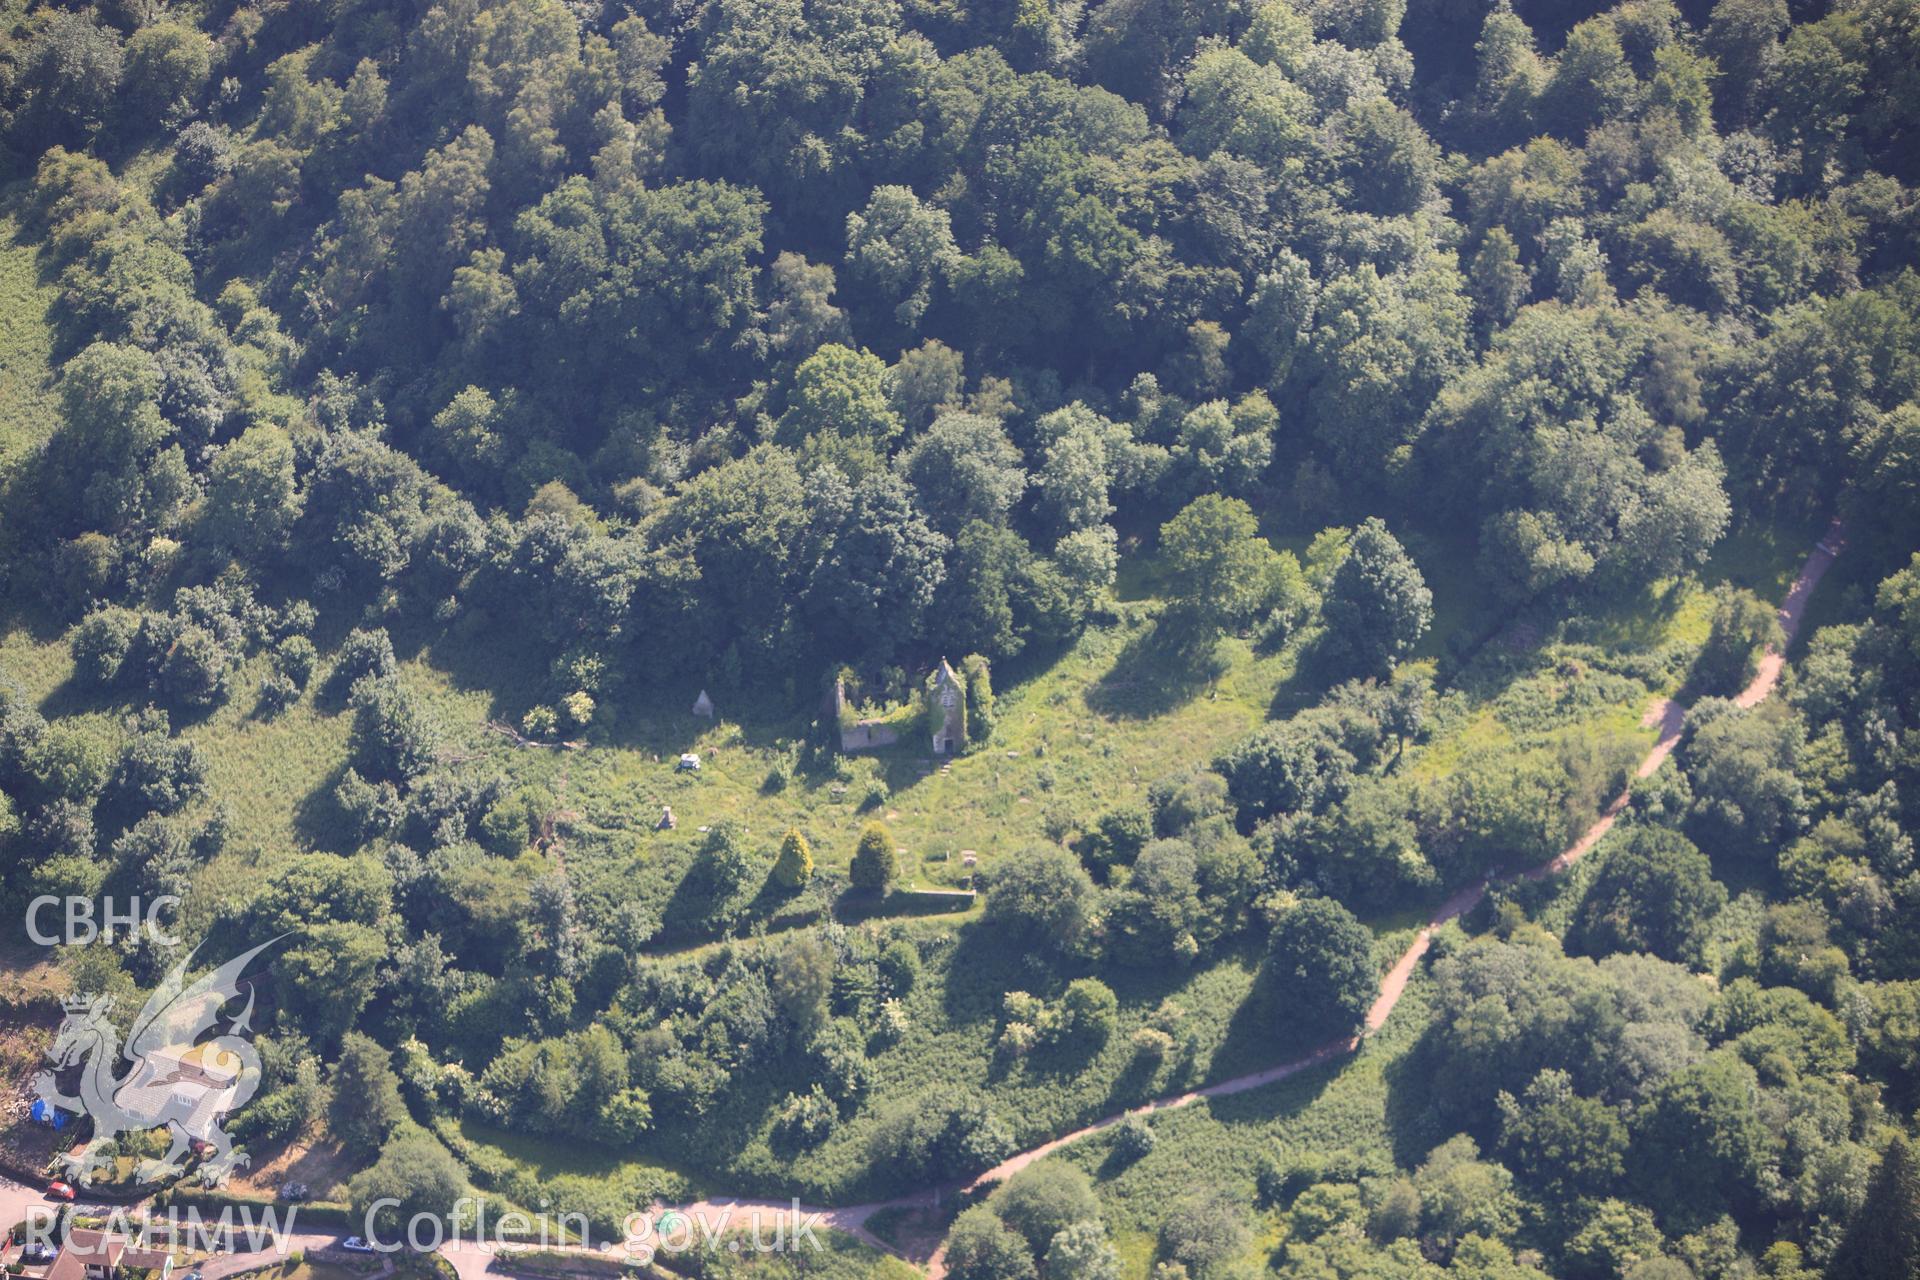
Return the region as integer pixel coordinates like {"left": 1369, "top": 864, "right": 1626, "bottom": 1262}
{"left": 21, "top": 1244, "right": 58, "bottom": 1265}
{"left": 276, "top": 1182, "right": 311, "bottom": 1202}
{"left": 43, "top": 1183, "right": 74, "bottom": 1202}
{"left": 339, "top": 1238, "right": 377, "bottom": 1255}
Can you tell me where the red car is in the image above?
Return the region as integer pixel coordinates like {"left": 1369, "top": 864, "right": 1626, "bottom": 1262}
{"left": 43, "top": 1182, "right": 75, "bottom": 1202}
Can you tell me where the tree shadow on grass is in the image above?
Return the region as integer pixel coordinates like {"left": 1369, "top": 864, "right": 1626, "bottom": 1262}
{"left": 1208, "top": 959, "right": 1354, "bottom": 1083}
{"left": 1264, "top": 637, "right": 1347, "bottom": 723}
{"left": 835, "top": 887, "right": 974, "bottom": 925}
{"left": 291, "top": 758, "right": 356, "bottom": 854}
{"left": 1021, "top": 1030, "right": 1109, "bottom": 1081}
{"left": 399, "top": 606, "right": 564, "bottom": 726}
{"left": 35, "top": 672, "right": 127, "bottom": 721}
{"left": 1098, "top": 1045, "right": 1170, "bottom": 1112}
{"left": 1197, "top": 1054, "right": 1342, "bottom": 1132}
{"left": 1559, "top": 576, "right": 1692, "bottom": 657}
{"left": 654, "top": 860, "right": 767, "bottom": 945}
{"left": 938, "top": 921, "right": 1067, "bottom": 1027}
{"left": 1085, "top": 622, "right": 1229, "bottom": 720}
{"left": 1379, "top": 1023, "right": 1454, "bottom": 1168}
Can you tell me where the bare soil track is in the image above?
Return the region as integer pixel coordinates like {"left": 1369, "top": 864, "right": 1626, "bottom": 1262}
{"left": 0, "top": 522, "right": 1845, "bottom": 1280}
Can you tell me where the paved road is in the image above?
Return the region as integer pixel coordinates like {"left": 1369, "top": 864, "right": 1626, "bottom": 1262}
{"left": 0, "top": 1169, "right": 343, "bottom": 1277}
{"left": 0, "top": 1175, "right": 123, "bottom": 1233}
{"left": 0, "top": 1172, "right": 132, "bottom": 1270}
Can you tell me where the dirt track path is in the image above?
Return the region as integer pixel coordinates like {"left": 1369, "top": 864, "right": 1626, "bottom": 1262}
{"left": 448, "top": 522, "right": 1847, "bottom": 1280}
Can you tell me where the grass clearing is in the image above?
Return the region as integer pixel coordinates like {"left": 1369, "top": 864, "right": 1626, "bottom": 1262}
{"left": 451, "top": 1116, "right": 697, "bottom": 1199}
{"left": 662, "top": 1230, "right": 919, "bottom": 1280}
{"left": 0, "top": 626, "right": 72, "bottom": 704}
{"left": 588, "top": 927, "right": 1415, "bottom": 1204}
{"left": 496, "top": 613, "right": 1305, "bottom": 884}
{"left": 0, "top": 500, "right": 1814, "bottom": 1214}
{"left": 0, "top": 192, "right": 58, "bottom": 472}
{"left": 180, "top": 653, "right": 490, "bottom": 920}
{"left": 229, "top": 1131, "right": 359, "bottom": 1202}
{"left": 1050, "top": 972, "right": 1440, "bottom": 1268}
{"left": 9, "top": 526, "right": 1781, "bottom": 941}
{"left": 254, "top": 1261, "right": 366, "bottom": 1280}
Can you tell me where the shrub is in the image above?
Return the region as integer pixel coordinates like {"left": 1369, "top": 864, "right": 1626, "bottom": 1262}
{"left": 329, "top": 1033, "right": 405, "bottom": 1157}
{"left": 998, "top": 1021, "right": 1040, "bottom": 1058}
{"left": 851, "top": 822, "right": 899, "bottom": 892}
{"left": 876, "top": 998, "right": 910, "bottom": 1042}
{"left": 1112, "top": 1114, "right": 1155, "bottom": 1162}
{"left": 274, "top": 634, "right": 318, "bottom": 688}
{"left": 330, "top": 627, "right": 397, "bottom": 695}
{"left": 1003, "top": 991, "right": 1046, "bottom": 1024}
{"left": 1266, "top": 898, "right": 1377, "bottom": 1039}
{"left": 348, "top": 1132, "right": 465, "bottom": 1243}
{"left": 1692, "top": 584, "right": 1782, "bottom": 696}
{"left": 773, "top": 1086, "right": 837, "bottom": 1146}
{"left": 479, "top": 788, "right": 547, "bottom": 855}
{"left": 601, "top": 1088, "right": 653, "bottom": 1142}
{"left": 174, "top": 120, "right": 235, "bottom": 188}
{"left": 1571, "top": 826, "right": 1727, "bottom": 965}
{"left": 349, "top": 676, "right": 442, "bottom": 782}
{"left": 962, "top": 653, "right": 995, "bottom": 742}
{"left": 158, "top": 623, "right": 237, "bottom": 707}
{"left": 258, "top": 672, "right": 299, "bottom": 715}
{"left": 1158, "top": 1189, "right": 1250, "bottom": 1277}
{"left": 945, "top": 1205, "right": 1034, "bottom": 1280}
{"left": 1131, "top": 1027, "right": 1175, "bottom": 1061}
{"left": 1367, "top": 1179, "right": 1421, "bottom": 1242}
{"left": 1216, "top": 717, "right": 1356, "bottom": 824}
{"left": 110, "top": 712, "right": 207, "bottom": 814}
{"left": 1046, "top": 1223, "right": 1119, "bottom": 1280}
{"left": 1059, "top": 978, "right": 1118, "bottom": 1045}
{"left": 878, "top": 938, "right": 919, "bottom": 994}
{"left": 521, "top": 705, "right": 559, "bottom": 739}
{"left": 71, "top": 607, "right": 142, "bottom": 685}
{"left": 1085, "top": 805, "right": 1151, "bottom": 874}
{"left": 1321, "top": 517, "right": 1432, "bottom": 676}
{"left": 866, "top": 1089, "right": 1013, "bottom": 1184}
{"left": 1149, "top": 769, "right": 1230, "bottom": 835}
{"left": 983, "top": 846, "right": 1096, "bottom": 951}
{"left": 772, "top": 828, "right": 815, "bottom": 888}
{"left": 56, "top": 533, "right": 116, "bottom": 610}
{"left": 694, "top": 822, "right": 759, "bottom": 899}
{"left": 990, "top": 1162, "right": 1099, "bottom": 1254}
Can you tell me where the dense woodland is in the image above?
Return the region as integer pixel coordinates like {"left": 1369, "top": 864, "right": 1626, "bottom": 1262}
{"left": 3, "top": 0, "right": 1920, "bottom": 1276}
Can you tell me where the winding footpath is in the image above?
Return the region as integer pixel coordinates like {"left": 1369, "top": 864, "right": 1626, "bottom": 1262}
{"left": 0, "top": 522, "right": 1846, "bottom": 1280}
{"left": 504, "top": 520, "right": 1849, "bottom": 1280}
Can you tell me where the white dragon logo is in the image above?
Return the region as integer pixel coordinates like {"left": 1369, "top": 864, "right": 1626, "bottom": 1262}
{"left": 33, "top": 937, "right": 282, "bottom": 1187}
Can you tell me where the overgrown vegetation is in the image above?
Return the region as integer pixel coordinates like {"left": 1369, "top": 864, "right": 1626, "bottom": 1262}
{"left": 2, "top": 0, "right": 1919, "bottom": 1275}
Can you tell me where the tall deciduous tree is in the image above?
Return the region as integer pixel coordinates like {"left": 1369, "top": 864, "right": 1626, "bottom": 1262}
{"left": 1831, "top": 1135, "right": 1920, "bottom": 1280}
{"left": 1322, "top": 518, "right": 1432, "bottom": 676}
{"left": 1266, "top": 898, "right": 1376, "bottom": 1039}
{"left": 1572, "top": 827, "right": 1727, "bottom": 965}
{"left": 329, "top": 1032, "right": 405, "bottom": 1156}
{"left": 202, "top": 425, "right": 302, "bottom": 557}
{"left": 1158, "top": 495, "right": 1282, "bottom": 641}
{"left": 347, "top": 1132, "right": 464, "bottom": 1246}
